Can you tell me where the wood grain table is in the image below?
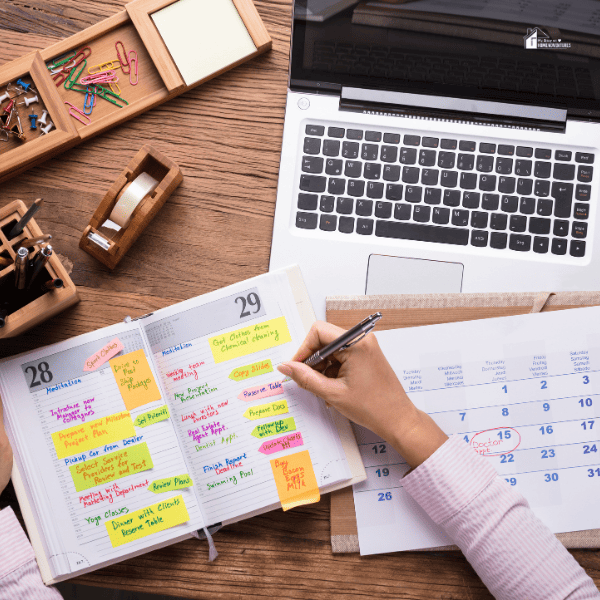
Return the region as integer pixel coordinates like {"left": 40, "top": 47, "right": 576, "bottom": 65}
{"left": 1, "top": 2, "right": 599, "bottom": 598}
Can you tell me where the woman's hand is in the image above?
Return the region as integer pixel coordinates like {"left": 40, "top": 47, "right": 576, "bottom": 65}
{"left": 0, "top": 401, "right": 13, "bottom": 495}
{"left": 277, "top": 321, "right": 448, "bottom": 468}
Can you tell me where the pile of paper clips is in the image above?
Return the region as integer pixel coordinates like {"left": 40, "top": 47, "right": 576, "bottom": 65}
{"left": 0, "top": 78, "right": 47, "bottom": 145}
{"left": 46, "top": 40, "right": 139, "bottom": 126}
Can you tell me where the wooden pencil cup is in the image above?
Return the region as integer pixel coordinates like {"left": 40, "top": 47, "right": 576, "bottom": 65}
{"left": 79, "top": 144, "right": 183, "bottom": 269}
{"left": 0, "top": 200, "right": 79, "bottom": 338}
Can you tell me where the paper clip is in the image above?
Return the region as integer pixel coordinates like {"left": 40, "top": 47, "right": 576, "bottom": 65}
{"left": 129, "top": 51, "right": 138, "bottom": 86}
{"left": 64, "top": 60, "right": 87, "bottom": 90}
{"left": 80, "top": 70, "right": 117, "bottom": 86}
{"left": 115, "top": 41, "right": 130, "bottom": 74}
{"left": 88, "top": 60, "right": 120, "bottom": 75}
{"left": 83, "top": 87, "right": 96, "bottom": 115}
{"left": 52, "top": 71, "right": 68, "bottom": 87}
{"left": 93, "top": 85, "right": 129, "bottom": 108}
{"left": 109, "top": 81, "right": 122, "bottom": 96}
{"left": 72, "top": 47, "right": 92, "bottom": 69}
{"left": 47, "top": 50, "right": 75, "bottom": 71}
{"left": 65, "top": 101, "right": 91, "bottom": 126}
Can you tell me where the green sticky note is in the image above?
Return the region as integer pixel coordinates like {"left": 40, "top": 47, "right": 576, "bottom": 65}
{"left": 147, "top": 474, "right": 193, "bottom": 494}
{"left": 228, "top": 360, "right": 273, "bottom": 381}
{"left": 251, "top": 417, "right": 296, "bottom": 439}
{"left": 134, "top": 405, "right": 170, "bottom": 428}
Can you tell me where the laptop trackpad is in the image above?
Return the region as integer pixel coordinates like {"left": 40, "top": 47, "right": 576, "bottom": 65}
{"left": 366, "top": 255, "right": 464, "bottom": 294}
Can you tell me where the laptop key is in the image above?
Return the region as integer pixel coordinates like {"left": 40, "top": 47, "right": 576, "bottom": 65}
{"left": 477, "top": 156, "right": 494, "bottom": 172}
{"left": 517, "top": 178, "right": 533, "bottom": 196}
{"left": 404, "top": 135, "right": 420, "bottom": 146}
{"left": 405, "top": 186, "right": 423, "bottom": 203}
{"left": 296, "top": 211, "right": 318, "bottom": 229}
{"left": 345, "top": 160, "right": 362, "bottom": 178}
{"left": 570, "top": 240, "right": 586, "bottom": 258}
{"left": 451, "top": 209, "right": 469, "bottom": 227}
{"left": 480, "top": 143, "right": 496, "bottom": 154}
{"left": 551, "top": 182, "right": 573, "bottom": 218}
{"left": 479, "top": 174, "right": 496, "bottom": 192}
{"left": 375, "top": 201, "right": 392, "bottom": 219}
{"left": 432, "top": 207, "right": 450, "bottom": 224}
{"left": 536, "top": 199, "right": 553, "bottom": 216}
{"left": 534, "top": 161, "right": 552, "bottom": 178}
{"left": 491, "top": 213, "right": 508, "bottom": 230}
{"left": 515, "top": 160, "right": 532, "bottom": 177}
{"left": 328, "top": 178, "right": 345, "bottom": 195}
{"left": 338, "top": 216, "right": 354, "bottom": 233}
{"left": 319, "top": 214, "right": 337, "bottom": 231}
{"left": 302, "top": 156, "right": 324, "bottom": 173}
{"left": 553, "top": 220, "right": 569, "bottom": 236}
{"left": 413, "top": 206, "right": 431, "bottom": 222}
{"left": 336, "top": 197, "right": 354, "bottom": 214}
{"left": 498, "top": 145, "right": 515, "bottom": 156}
{"left": 553, "top": 163, "right": 575, "bottom": 181}
{"left": 517, "top": 146, "right": 534, "bottom": 157}
{"left": 438, "top": 152, "right": 456, "bottom": 169}
{"left": 323, "top": 140, "right": 341, "bottom": 157}
{"left": 356, "top": 199, "right": 373, "bottom": 216}
{"left": 529, "top": 217, "right": 551, "bottom": 235}
{"left": 572, "top": 222, "right": 588, "bottom": 238}
{"left": 374, "top": 220, "right": 469, "bottom": 245}
{"left": 551, "top": 238, "right": 567, "bottom": 255}
{"left": 424, "top": 188, "right": 442, "bottom": 204}
{"left": 347, "top": 180, "right": 365, "bottom": 197}
{"left": 441, "top": 170, "right": 458, "bottom": 188}
{"left": 441, "top": 139, "right": 457, "bottom": 150}
{"left": 381, "top": 145, "right": 398, "bottom": 163}
{"left": 443, "top": 190, "right": 461, "bottom": 206}
{"left": 306, "top": 125, "right": 325, "bottom": 136}
{"left": 458, "top": 154, "right": 475, "bottom": 170}
{"left": 419, "top": 150, "right": 436, "bottom": 167}
{"left": 367, "top": 182, "right": 384, "bottom": 199}
{"left": 362, "top": 144, "right": 379, "bottom": 160}
{"left": 328, "top": 127, "right": 345, "bottom": 138}
{"left": 386, "top": 184, "right": 403, "bottom": 201}
{"left": 555, "top": 150, "right": 572, "bottom": 161}
{"left": 535, "top": 148, "right": 552, "bottom": 159}
{"left": 576, "top": 152, "right": 595, "bottom": 164}
{"left": 574, "top": 203, "right": 589, "bottom": 220}
{"left": 533, "top": 236, "right": 549, "bottom": 254}
{"left": 460, "top": 173, "right": 477, "bottom": 190}
{"left": 520, "top": 197, "right": 535, "bottom": 215}
{"left": 402, "top": 167, "right": 420, "bottom": 184}
{"left": 364, "top": 163, "right": 381, "bottom": 179}
{"left": 422, "top": 137, "right": 439, "bottom": 148}
{"left": 320, "top": 195, "right": 334, "bottom": 212}
{"left": 509, "top": 234, "right": 531, "bottom": 252}
{"left": 498, "top": 177, "right": 516, "bottom": 194}
{"left": 298, "top": 193, "right": 318, "bottom": 210}
{"left": 534, "top": 180, "right": 550, "bottom": 197}
{"left": 578, "top": 166, "right": 593, "bottom": 183}
{"left": 342, "top": 142, "right": 359, "bottom": 159}
{"left": 490, "top": 232, "right": 508, "bottom": 249}
{"left": 576, "top": 184, "right": 591, "bottom": 201}
{"left": 462, "top": 192, "right": 480, "bottom": 209}
{"left": 471, "top": 230, "right": 489, "bottom": 247}
{"left": 459, "top": 140, "right": 476, "bottom": 152}
{"left": 365, "top": 131, "right": 382, "bottom": 142}
{"left": 496, "top": 158, "right": 513, "bottom": 175}
{"left": 383, "top": 133, "right": 400, "bottom": 144}
{"left": 357, "top": 218, "right": 374, "bottom": 235}
{"left": 394, "top": 203, "right": 411, "bottom": 220}
{"left": 383, "top": 165, "right": 401, "bottom": 182}
{"left": 482, "top": 194, "right": 500, "bottom": 211}
{"left": 421, "top": 169, "right": 439, "bottom": 186}
{"left": 325, "top": 159, "right": 343, "bottom": 176}
{"left": 471, "top": 211, "right": 488, "bottom": 228}
{"left": 300, "top": 174, "right": 326, "bottom": 193}
{"left": 304, "top": 137, "right": 321, "bottom": 155}
{"left": 347, "top": 129, "right": 363, "bottom": 140}
{"left": 509, "top": 215, "right": 527, "bottom": 232}
{"left": 400, "top": 148, "right": 418, "bottom": 164}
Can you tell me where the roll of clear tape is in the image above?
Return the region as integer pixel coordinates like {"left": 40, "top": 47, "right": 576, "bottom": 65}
{"left": 108, "top": 172, "right": 160, "bottom": 229}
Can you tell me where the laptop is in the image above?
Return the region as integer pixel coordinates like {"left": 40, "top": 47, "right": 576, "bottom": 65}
{"left": 268, "top": 0, "right": 600, "bottom": 320}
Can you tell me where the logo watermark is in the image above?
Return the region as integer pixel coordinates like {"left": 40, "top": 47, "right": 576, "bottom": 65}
{"left": 524, "top": 27, "right": 571, "bottom": 50}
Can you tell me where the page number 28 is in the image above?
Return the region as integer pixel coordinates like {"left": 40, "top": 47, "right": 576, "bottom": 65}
{"left": 25, "top": 362, "right": 53, "bottom": 388}
{"left": 235, "top": 292, "right": 261, "bottom": 318}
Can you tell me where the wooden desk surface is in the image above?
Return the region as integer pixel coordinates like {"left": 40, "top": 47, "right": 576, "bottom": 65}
{"left": 1, "top": 2, "right": 599, "bottom": 598}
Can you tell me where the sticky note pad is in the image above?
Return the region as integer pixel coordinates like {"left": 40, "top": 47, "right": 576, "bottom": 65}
{"left": 109, "top": 349, "right": 162, "bottom": 410}
{"left": 209, "top": 317, "right": 292, "bottom": 364}
{"left": 151, "top": 0, "right": 257, "bottom": 86}
{"left": 83, "top": 337, "right": 124, "bottom": 372}
{"left": 52, "top": 411, "right": 136, "bottom": 459}
{"left": 148, "top": 474, "right": 193, "bottom": 494}
{"left": 134, "top": 405, "right": 170, "bottom": 428}
{"left": 105, "top": 495, "right": 190, "bottom": 547}
{"left": 70, "top": 443, "right": 153, "bottom": 492}
{"left": 270, "top": 450, "right": 320, "bottom": 511}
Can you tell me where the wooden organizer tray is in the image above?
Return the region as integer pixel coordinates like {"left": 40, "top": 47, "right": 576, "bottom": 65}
{"left": 0, "top": 200, "right": 79, "bottom": 338}
{"left": 80, "top": 144, "right": 183, "bottom": 269}
{"left": 0, "top": 0, "right": 271, "bottom": 182}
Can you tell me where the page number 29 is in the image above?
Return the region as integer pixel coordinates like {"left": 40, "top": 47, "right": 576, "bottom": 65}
{"left": 235, "top": 292, "right": 261, "bottom": 318}
{"left": 25, "top": 362, "right": 53, "bottom": 388}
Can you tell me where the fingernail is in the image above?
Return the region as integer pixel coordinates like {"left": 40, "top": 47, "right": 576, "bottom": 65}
{"left": 277, "top": 363, "right": 292, "bottom": 376}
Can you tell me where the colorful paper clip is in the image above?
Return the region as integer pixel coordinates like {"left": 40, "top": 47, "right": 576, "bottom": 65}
{"left": 115, "top": 41, "right": 130, "bottom": 74}
{"left": 80, "top": 70, "right": 117, "bottom": 86}
{"left": 129, "top": 51, "right": 138, "bottom": 86}
{"left": 88, "top": 60, "right": 120, "bottom": 75}
{"left": 65, "top": 101, "right": 91, "bottom": 126}
{"left": 64, "top": 60, "right": 87, "bottom": 90}
{"left": 47, "top": 50, "right": 75, "bottom": 71}
{"left": 83, "top": 87, "right": 96, "bottom": 115}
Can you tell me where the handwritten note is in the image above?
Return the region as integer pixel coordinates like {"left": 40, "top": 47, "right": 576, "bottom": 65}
{"left": 270, "top": 450, "right": 320, "bottom": 511}
{"left": 148, "top": 475, "right": 193, "bottom": 494}
{"left": 243, "top": 400, "right": 288, "bottom": 421}
{"left": 209, "top": 317, "right": 292, "bottom": 363}
{"left": 70, "top": 443, "right": 153, "bottom": 492}
{"left": 83, "top": 338, "right": 124, "bottom": 372}
{"left": 251, "top": 417, "right": 296, "bottom": 439}
{"left": 52, "top": 411, "right": 136, "bottom": 459}
{"left": 258, "top": 432, "right": 303, "bottom": 455}
{"left": 238, "top": 380, "right": 283, "bottom": 401}
{"left": 105, "top": 495, "right": 190, "bottom": 547}
{"left": 228, "top": 360, "right": 273, "bottom": 381}
{"left": 109, "top": 349, "right": 162, "bottom": 411}
{"left": 134, "top": 405, "right": 170, "bottom": 428}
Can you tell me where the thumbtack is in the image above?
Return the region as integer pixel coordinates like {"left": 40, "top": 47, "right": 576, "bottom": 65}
{"left": 38, "top": 109, "right": 49, "bottom": 127}
{"left": 19, "top": 95, "right": 39, "bottom": 108}
{"left": 16, "top": 78, "right": 36, "bottom": 94}
{"left": 29, "top": 113, "right": 38, "bottom": 129}
{"left": 0, "top": 91, "right": 9, "bottom": 104}
{"left": 40, "top": 120, "right": 54, "bottom": 135}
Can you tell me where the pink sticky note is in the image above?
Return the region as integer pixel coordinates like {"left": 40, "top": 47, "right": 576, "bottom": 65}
{"left": 238, "top": 381, "right": 284, "bottom": 402}
{"left": 258, "top": 432, "right": 304, "bottom": 455}
{"left": 83, "top": 338, "right": 124, "bottom": 372}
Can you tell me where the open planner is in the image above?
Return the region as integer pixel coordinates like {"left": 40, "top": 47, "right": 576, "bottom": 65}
{"left": 353, "top": 306, "right": 600, "bottom": 555}
{"left": 0, "top": 266, "right": 364, "bottom": 583}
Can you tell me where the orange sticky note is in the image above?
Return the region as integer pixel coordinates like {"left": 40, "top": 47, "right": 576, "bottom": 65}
{"left": 109, "top": 349, "right": 162, "bottom": 411}
{"left": 270, "top": 450, "right": 320, "bottom": 511}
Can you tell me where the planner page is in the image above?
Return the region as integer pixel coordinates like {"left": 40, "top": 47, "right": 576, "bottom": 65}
{"left": 142, "top": 269, "right": 352, "bottom": 525}
{"left": 0, "top": 321, "right": 205, "bottom": 580}
{"left": 353, "top": 307, "right": 600, "bottom": 555}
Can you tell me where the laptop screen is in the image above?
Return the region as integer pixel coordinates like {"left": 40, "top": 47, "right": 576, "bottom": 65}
{"left": 290, "top": 0, "right": 600, "bottom": 119}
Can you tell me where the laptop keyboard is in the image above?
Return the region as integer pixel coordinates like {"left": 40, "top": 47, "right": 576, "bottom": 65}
{"left": 295, "top": 124, "right": 594, "bottom": 259}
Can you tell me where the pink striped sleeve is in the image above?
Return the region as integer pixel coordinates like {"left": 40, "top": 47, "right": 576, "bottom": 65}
{"left": 402, "top": 435, "right": 600, "bottom": 600}
{"left": 0, "top": 507, "right": 62, "bottom": 600}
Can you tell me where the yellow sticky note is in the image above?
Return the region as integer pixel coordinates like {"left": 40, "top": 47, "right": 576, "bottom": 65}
{"left": 148, "top": 474, "right": 193, "bottom": 494}
{"left": 105, "top": 495, "right": 190, "bottom": 547}
{"left": 270, "top": 450, "right": 320, "bottom": 511}
{"left": 209, "top": 317, "right": 292, "bottom": 363}
{"left": 70, "top": 443, "right": 153, "bottom": 492}
{"left": 52, "top": 411, "right": 136, "bottom": 460}
{"left": 109, "top": 349, "right": 162, "bottom": 411}
{"left": 134, "top": 405, "right": 170, "bottom": 428}
{"left": 243, "top": 399, "right": 288, "bottom": 421}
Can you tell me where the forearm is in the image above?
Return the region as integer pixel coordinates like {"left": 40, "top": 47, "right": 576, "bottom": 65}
{"left": 402, "top": 436, "right": 600, "bottom": 600}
